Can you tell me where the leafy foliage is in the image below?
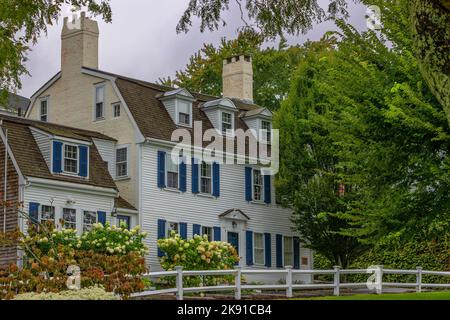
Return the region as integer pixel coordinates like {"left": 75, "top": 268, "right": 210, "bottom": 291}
{"left": 13, "top": 285, "right": 118, "bottom": 300}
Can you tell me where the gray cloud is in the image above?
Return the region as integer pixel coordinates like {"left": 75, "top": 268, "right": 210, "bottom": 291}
{"left": 19, "top": 0, "right": 368, "bottom": 97}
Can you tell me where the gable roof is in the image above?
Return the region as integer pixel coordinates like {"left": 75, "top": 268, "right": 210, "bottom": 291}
{"left": 0, "top": 114, "right": 117, "bottom": 189}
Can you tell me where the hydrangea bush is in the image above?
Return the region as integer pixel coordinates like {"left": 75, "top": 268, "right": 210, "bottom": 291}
{"left": 13, "top": 286, "right": 118, "bottom": 300}
{"left": 157, "top": 232, "right": 239, "bottom": 287}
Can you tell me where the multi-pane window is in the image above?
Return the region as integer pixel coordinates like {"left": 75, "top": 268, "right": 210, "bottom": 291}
{"left": 83, "top": 211, "right": 97, "bottom": 232}
{"left": 200, "top": 162, "right": 212, "bottom": 194}
{"left": 167, "top": 222, "right": 179, "bottom": 236}
{"left": 178, "top": 101, "right": 191, "bottom": 125}
{"left": 117, "top": 215, "right": 131, "bottom": 230}
{"left": 116, "top": 147, "right": 128, "bottom": 178}
{"left": 254, "top": 233, "right": 265, "bottom": 265}
{"left": 253, "top": 169, "right": 263, "bottom": 201}
{"left": 40, "top": 205, "right": 55, "bottom": 225}
{"left": 202, "top": 226, "right": 213, "bottom": 242}
{"left": 283, "top": 236, "right": 293, "bottom": 267}
{"left": 261, "top": 120, "right": 272, "bottom": 143}
{"left": 221, "top": 112, "right": 232, "bottom": 134}
{"left": 40, "top": 99, "right": 48, "bottom": 122}
{"left": 166, "top": 155, "right": 179, "bottom": 189}
{"left": 113, "top": 103, "right": 121, "bottom": 118}
{"left": 64, "top": 144, "right": 78, "bottom": 174}
{"left": 95, "top": 85, "right": 104, "bottom": 120}
{"left": 63, "top": 208, "right": 77, "bottom": 230}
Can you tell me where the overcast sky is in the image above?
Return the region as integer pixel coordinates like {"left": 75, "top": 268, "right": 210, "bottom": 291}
{"left": 19, "top": 0, "right": 368, "bottom": 98}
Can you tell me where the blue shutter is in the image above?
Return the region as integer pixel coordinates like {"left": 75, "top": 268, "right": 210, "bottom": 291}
{"left": 212, "top": 162, "right": 220, "bottom": 197}
{"left": 276, "top": 234, "right": 283, "bottom": 268}
{"left": 157, "top": 151, "right": 166, "bottom": 188}
{"left": 193, "top": 224, "right": 201, "bottom": 236}
{"left": 245, "top": 167, "right": 252, "bottom": 201}
{"left": 52, "top": 141, "right": 63, "bottom": 173}
{"left": 180, "top": 222, "right": 187, "bottom": 239}
{"left": 29, "top": 202, "right": 39, "bottom": 225}
{"left": 213, "top": 227, "right": 221, "bottom": 241}
{"left": 157, "top": 219, "right": 166, "bottom": 257}
{"left": 293, "top": 237, "right": 300, "bottom": 269}
{"left": 264, "top": 174, "right": 271, "bottom": 204}
{"left": 79, "top": 146, "right": 88, "bottom": 177}
{"left": 246, "top": 230, "right": 253, "bottom": 266}
{"left": 264, "top": 233, "right": 272, "bottom": 268}
{"left": 191, "top": 158, "right": 199, "bottom": 194}
{"left": 97, "top": 211, "right": 106, "bottom": 225}
{"left": 179, "top": 158, "right": 187, "bottom": 192}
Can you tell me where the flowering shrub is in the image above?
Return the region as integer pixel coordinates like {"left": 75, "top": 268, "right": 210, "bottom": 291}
{"left": 13, "top": 286, "right": 118, "bottom": 300}
{"left": 157, "top": 232, "right": 239, "bottom": 287}
{"left": 0, "top": 220, "right": 149, "bottom": 300}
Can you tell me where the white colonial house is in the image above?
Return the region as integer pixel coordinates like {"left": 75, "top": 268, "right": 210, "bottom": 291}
{"left": 24, "top": 13, "right": 313, "bottom": 280}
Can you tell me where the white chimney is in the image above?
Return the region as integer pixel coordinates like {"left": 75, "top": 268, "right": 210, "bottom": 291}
{"left": 222, "top": 55, "right": 253, "bottom": 102}
{"left": 61, "top": 12, "right": 99, "bottom": 76}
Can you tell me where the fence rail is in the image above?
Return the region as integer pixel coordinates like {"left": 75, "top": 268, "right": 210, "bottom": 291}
{"left": 131, "top": 266, "right": 450, "bottom": 300}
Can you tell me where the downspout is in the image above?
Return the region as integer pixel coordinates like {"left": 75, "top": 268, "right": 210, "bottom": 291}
{"left": 2, "top": 127, "right": 7, "bottom": 234}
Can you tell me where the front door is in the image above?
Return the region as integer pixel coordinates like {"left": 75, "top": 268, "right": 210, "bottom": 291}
{"left": 228, "top": 232, "right": 239, "bottom": 254}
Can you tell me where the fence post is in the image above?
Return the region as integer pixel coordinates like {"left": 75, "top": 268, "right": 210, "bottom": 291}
{"left": 377, "top": 265, "right": 383, "bottom": 295}
{"left": 175, "top": 266, "right": 183, "bottom": 300}
{"left": 286, "top": 266, "right": 293, "bottom": 298}
{"left": 333, "top": 266, "right": 341, "bottom": 296}
{"left": 416, "top": 267, "right": 423, "bottom": 293}
{"left": 234, "top": 266, "right": 242, "bottom": 300}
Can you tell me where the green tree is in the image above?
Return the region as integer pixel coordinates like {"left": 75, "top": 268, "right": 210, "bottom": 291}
{"left": 160, "top": 31, "right": 305, "bottom": 110}
{"left": 0, "top": 0, "right": 112, "bottom": 102}
{"left": 177, "top": 0, "right": 450, "bottom": 124}
{"left": 275, "top": 21, "right": 449, "bottom": 267}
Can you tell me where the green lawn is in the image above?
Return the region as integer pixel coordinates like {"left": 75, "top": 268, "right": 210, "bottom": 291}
{"left": 297, "top": 291, "right": 450, "bottom": 300}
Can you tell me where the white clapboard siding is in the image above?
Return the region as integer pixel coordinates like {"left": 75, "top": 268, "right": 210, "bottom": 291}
{"left": 22, "top": 183, "right": 115, "bottom": 234}
{"left": 140, "top": 144, "right": 312, "bottom": 272}
{"left": 161, "top": 99, "right": 176, "bottom": 124}
{"left": 203, "top": 109, "right": 220, "bottom": 130}
{"left": 30, "top": 129, "right": 51, "bottom": 170}
{"left": 93, "top": 138, "right": 116, "bottom": 178}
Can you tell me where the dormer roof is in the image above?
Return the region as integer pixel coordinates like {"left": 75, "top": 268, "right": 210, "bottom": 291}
{"left": 241, "top": 107, "right": 273, "bottom": 119}
{"left": 202, "top": 98, "right": 238, "bottom": 111}
{"left": 158, "top": 88, "right": 196, "bottom": 101}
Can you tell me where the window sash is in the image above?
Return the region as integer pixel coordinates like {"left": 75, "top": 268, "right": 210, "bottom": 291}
{"left": 117, "top": 215, "right": 130, "bottom": 230}
{"left": 166, "top": 154, "right": 179, "bottom": 188}
{"left": 64, "top": 144, "right": 78, "bottom": 174}
{"left": 83, "top": 211, "right": 97, "bottom": 232}
{"left": 179, "top": 112, "right": 190, "bottom": 125}
{"left": 222, "top": 112, "right": 232, "bottom": 134}
{"left": 253, "top": 170, "right": 263, "bottom": 201}
{"left": 261, "top": 121, "right": 271, "bottom": 142}
{"left": 284, "top": 237, "right": 293, "bottom": 266}
{"left": 40, "top": 206, "right": 55, "bottom": 224}
{"left": 254, "top": 233, "right": 265, "bottom": 265}
{"left": 113, "top": 104, "right": 120, "bottom": 117}
{"left": 202, "top": 226, "right": 213, "bottom": 241}
{"left": 167, "top": 222, "right": 179, "bottom": 235}
{"left": 63, "top": 208, "right": 77, "bottom": 230}
{"left": 40, "top": 100, "right": 47, "bottom": 117}
{"left": 116, "top": 148, "right": 128, "bottom": 177}
{"left": 200, "top": 162, "right": 212, "bottom": 194}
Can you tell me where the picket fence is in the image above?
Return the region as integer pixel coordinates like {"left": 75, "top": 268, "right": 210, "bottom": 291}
{"left": 130, "top": 266, "right": 450, "bottom": 300}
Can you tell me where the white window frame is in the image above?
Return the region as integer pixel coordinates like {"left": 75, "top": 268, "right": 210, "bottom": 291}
{"left": 252, "top": 169, "right": 264, "bottom": 202}
{"left": 40, "top": 205, "right": 55, "bottom": 225}
{"left": 39, "top": 97, "right": 49, "bottom": 122}
{"left": 83, "top": 210, "right": 97, "bottom": 232}
{"left": 220, "top": 111, "right": 234, "bottom": 135}
{"left": 165, "top": 154, "right": 179, "bottom": 189}
{"left": 253, "top": 232, "right": 265, "bottom": 266}
{"left": 176, "top": 99, "right": 192, "bottom": 127}
{"left": 260, "top": 120, "right": 272, "bottom": 143}
{"left": 63, "top": 143, "right": 79, "bottom": 175}
{"left": 112, "top": 102, "right": 121, "bottom": 118}
{"left": 116, "top": 214, "right": 131, "bottom": 230}
{"left": 94, "top": 84, "right": 105, "bottom": 121}
{"left": 202, "top": 226, "right": 213, "bottom": 241}
{"left": 200, "top": 161, "right": 212, "bottom": 194}
{"left": 62, "top": 208, "right": 77, "bottom": 230}
{"left": 115, "top": 146, "right": 129, "bottom": 179}
{"left": 283, "top": 236, "right": 294, "bottom": 267}
{"left": 166, "top": 221, "right": 179, "bottom": 236}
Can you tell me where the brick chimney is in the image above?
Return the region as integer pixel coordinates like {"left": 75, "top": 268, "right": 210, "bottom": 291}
{"left": 222, "top": 55, "right": 253, "bottom": 102}
{"left": 61, "top": 12, "right": 99, "bottom": 76}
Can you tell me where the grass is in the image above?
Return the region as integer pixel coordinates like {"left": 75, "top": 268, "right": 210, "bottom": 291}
{"left": 297, "top": 291, "right": 450, "bottom": 300}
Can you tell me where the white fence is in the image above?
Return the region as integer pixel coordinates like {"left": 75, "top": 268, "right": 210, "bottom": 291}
{"left": 131, "top": 266, "right": 450, "bottom": 300}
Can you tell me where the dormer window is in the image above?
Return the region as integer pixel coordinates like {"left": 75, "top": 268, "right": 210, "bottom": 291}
{"left": 221, "top": 112, "right": 233, "bottom": 134}
{"left": 261, "top": 120, "right": 271, "bottom": 143}
{"left": 177, "top": 101, "right": 191, "bottom": 126}
{"left": 64, "top": 144, "right": 78, "bottom": 174}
